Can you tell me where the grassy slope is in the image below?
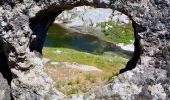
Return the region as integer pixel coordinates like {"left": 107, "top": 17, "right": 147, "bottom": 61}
{"left": 43, "top": 23, "right": 133, "bottom": 95}
{"left": 43, "top": 47, "right": 127, "bottom": 73}
{"left": 43, "top": 47, "right": 127, "bottom": 95}
{"left": 100, "top": 22, "right": 134, "bottom": 44}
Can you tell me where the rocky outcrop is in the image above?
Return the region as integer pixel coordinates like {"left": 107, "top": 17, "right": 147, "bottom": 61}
{"left": 55, "top": 6, "right": 129, "bottom": 27}
{"left": 0, "top": 73, "right": 11, "bottom": 100}
{"left": 0, "top": 0, "right": 170, "bottom": 100}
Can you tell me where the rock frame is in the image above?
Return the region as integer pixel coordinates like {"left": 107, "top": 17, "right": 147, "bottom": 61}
{"left": 0, "top": 0, "right": 169, "bottom": 99}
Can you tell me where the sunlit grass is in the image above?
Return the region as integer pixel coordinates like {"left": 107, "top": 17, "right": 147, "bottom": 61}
{"left": 99, "top": 22, "right": 134, "bottom": 44}
{"left": 43, "top": 47, "right": 127, "bottom": 73}
{"left": 43, "top": 23, "right": 132, "bottom": 95}
{"left": 45, "top": 64, "right": 118, "bottom": 95}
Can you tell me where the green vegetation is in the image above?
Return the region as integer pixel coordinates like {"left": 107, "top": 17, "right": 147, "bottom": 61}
{"left": 43, "top": 47, "right": 127, "bottom": 73}
{"left": 44, "top": 23, "right": 133, "bottom": 95}
{"left": 66, "top": 88, "right": 80, "bottom": 95}
{"left": 99, "top": 22, "right": 134, "bottom": 44}
{"left": 47, "top": 66, "right": 112, "bottom": 95}
{"left": 85, "top": 73, "right": 97, "bottom": 83}
{"left": 44, "top": 44, "right": 127, "bottom": 95}
{"left": 48, "top": 23, "right": 69, "bottom": 34}
{"left": 45, "top": 24, "right": 71, "bottom": 47}
{"left": 108, "top": 72, "right": 119, "bottom": 81}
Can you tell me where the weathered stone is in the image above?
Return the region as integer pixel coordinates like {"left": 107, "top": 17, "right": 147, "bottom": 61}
{"left": 55, "top": 6, "right": 129, "bottom": 27}
{"left": 0, "top": 73, "right": 11, "bottom": 100}
{"left": 0, "top": 0, "right": 170, "bottom": 100}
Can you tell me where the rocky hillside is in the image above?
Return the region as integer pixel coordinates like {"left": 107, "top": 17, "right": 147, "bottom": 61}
{"left": 0, "top": 0, "right": 170, "bottom": 100}
{"left": 55, "top": 6, "right": 130, "bottom": 27}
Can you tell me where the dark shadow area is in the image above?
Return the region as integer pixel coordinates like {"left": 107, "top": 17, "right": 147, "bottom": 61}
{"left": 119, "top": 20, "right": 146, "bottom": 73}
{"left": 0, "top": 53, "right": 12, "bottom": 100}
{"left": 44, "top": 24, "right": 133, "bottom": 59}
{"left": 0, "top": 0, "right": 12, "bottom": 5}
{"left": 0, "top": 43, "right": 12, "bottom": 85}
{"left": 29, "top": 10, "right": 63, "bottom": 54}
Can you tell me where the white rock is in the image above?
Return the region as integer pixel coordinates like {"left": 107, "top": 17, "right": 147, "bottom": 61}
{"left": 117, "top": 43, "right": 134, "bottom": 52}
{"left": 50, "top": 62, "right": 60, "bottom": 65}
{"left": 55, "top": 6, "right": 130, "bottom": 27}
{"left": 50, "top": 62, "right": 102, "bottom": 72}
{"left": 1, "top": 21, "right": 7, "bottom": 26}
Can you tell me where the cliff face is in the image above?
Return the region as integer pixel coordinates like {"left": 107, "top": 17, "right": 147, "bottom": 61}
{"left": 0, "top": 0, "right": 170, "bottom": 99}
{"left": 55, "top": 6, "right": 129, "bottom": 27}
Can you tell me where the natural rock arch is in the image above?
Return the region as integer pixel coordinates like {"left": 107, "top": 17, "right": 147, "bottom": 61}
{"left": 0, "top": 0, "right": 169, "bottom": 99}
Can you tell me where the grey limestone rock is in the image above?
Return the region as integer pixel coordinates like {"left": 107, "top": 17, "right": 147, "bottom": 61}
{"left": 55, "top": 6, "right": 129, "bottom": 27}
{"left": 0, "top": 73, "right": 11, "bottom": 100}
{"left": 0, "top": 0, "right": 170, "bottom": 100}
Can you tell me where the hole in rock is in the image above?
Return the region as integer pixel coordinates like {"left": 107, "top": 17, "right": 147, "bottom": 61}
{"left": 42, "top": 6, "right": 137, "bottom": 95}
{"left": 29, "top": 6, "right": 141, "bottom": 96}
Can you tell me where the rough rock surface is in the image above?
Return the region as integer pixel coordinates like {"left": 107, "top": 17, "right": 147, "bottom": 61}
{"left": 0, "top": 73, "right": 11, "bottom": 100}
{"left": 55, "top": 6, "right": 129, "bottom": 27}
{"left": 0, "top": 0, "right": 170, "bottom": 100}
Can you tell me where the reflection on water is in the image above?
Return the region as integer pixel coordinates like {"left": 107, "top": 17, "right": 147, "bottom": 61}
{"left": 44, "top": 24, "right": 133, "bottom": 59}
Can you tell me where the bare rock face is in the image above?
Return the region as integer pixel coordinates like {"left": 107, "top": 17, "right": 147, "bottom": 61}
{"left": 0, "top": 73, "right": 11, "bottom": 100}
{"left": 55, "top": 6, "right": 129, "bottom": 27}
{"left": 0, "top": 0, "right": 170, "bottom": 100}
